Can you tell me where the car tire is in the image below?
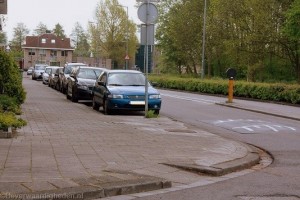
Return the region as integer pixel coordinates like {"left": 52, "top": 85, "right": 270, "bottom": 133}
{"left": 92, "top": 96, "right": 100, "bottom": 110}
{"left": 71, "top": 87, "right": 78, "bottom": 102}
{"left": 154, "top": 110, "right": 160, "bottom": 115}
{"left": 103, "top": 99, "right": 111, "bottom": 115}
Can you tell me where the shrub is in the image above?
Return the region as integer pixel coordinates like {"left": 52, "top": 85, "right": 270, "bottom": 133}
{"left": 0, "top": 94, "right": 21, "bottom": 114}
{"left": 0, "top": 112, "right": 27, "bottom": 130}
{"left": 0, "top": 51, "right": 26, "bottom": 104}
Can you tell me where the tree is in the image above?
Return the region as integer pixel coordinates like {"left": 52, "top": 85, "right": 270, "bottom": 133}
{"left": 89, "top": 0, "right": 138, "bottom": 69}
{"left": 0, "top": 31, "right": 7, "bottom": 44}
{"left": 71, "top": 22, "right": 90, "bottom": 57}
{"left": 53, "top": 23, "right": 66, "bottom": 38}
{"left": 9, "top": 23, "right": 29, "bottom": 52}
{"left": 34, "top": 22, "right": 48, "bottom": 35}
{"left": 282, "top": 0, "right": 300, "bottom": 82}
{"left": 156, "top": 0, "right": 297, "bottom": 82}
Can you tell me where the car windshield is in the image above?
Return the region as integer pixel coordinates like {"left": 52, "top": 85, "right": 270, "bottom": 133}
{"left": 45, "top": 68, "right": 52, "bottom": 74}
{"left": 77, "top": 68, "right": 103, "bottom": 80}
{"left": 107, "top": 73, "right": 146, "bottom": 86}
{"left": 64, "top": 65, "right": 86, "bottom": 74}
{"left": 35, "top": 66, "right": 46, "bottom": 70}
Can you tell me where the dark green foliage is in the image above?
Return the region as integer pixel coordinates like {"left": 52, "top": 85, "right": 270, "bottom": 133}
{"left": 149, "top": 75, "right": 300, "bottom": 104}
{"left": 0, "top": 51, "right": 26, "bottom": 104}
{"left": 0, "top": 51, "right": 27, "bottom": 131}
{"left": 0, "top": 95, "right": 21, "bottom": 114}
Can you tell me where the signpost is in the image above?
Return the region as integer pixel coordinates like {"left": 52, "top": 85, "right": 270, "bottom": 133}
{"left": 137, "top": 0, "right": 158, "bottom": 116}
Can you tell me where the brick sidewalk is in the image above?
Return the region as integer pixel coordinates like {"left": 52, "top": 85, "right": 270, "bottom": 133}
{"left": 0, "top": 75, "right": 257, "bottom": 199}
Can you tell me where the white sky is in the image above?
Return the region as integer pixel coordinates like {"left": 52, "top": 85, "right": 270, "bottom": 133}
{"left": 4, "top": 0, "right": 141, "bottom": 41}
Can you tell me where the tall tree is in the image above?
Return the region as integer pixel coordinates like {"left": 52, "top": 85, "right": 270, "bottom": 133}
{"left": 282, "top": 0, "right": 300, "bottom": 82}
{"left": 89, "top": 0, "right": 138, "bottom": 69}
{"left": 10, "top": 23, "right": 29, "bottom": 52}
{"left": 71, "top": 22, "right": 90, "bottom": 57}
{"left": 34, "top": 22, "right": 48, "bottom": 35}
{"left": 53, "top": 23, "right": 66, "bottom": 38}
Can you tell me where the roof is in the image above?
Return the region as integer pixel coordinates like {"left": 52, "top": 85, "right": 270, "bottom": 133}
{"left": 22, "top": 33, "right": 74, "bottom": 50}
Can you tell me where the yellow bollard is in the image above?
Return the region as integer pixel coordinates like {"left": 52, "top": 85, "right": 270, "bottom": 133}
{"left": 227, "top": 79, "right": 234, "bottom": 103}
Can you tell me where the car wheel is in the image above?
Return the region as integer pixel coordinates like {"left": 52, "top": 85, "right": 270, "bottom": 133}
{"left": 154, "top": 109, "right": 160, "bottom": 115}
{"left": 92, "top": 96, "right": 100, "bottom": 110}
{"left": 71, "top": 87, "right": 78, "bottom": 102}
{"left": 103, "top": 99, "right": 111, "bottom": 115}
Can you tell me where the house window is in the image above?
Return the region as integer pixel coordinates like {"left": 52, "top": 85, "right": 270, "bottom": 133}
{"left": 51, "top": 50, "right": 57, "bottom": 56}
{"left": 39, "top": 49, "right": 46, "bottom": 56}
{"left": 61, "top": 51, "right": 68, "bottom": 56}
{"left": 28, "top": 49, "right": 35, "bottom": 56}
{"left": 51, "top": 39, "right": 55, "bottom": 44}
{"left": 41, "top": 38, "right": 46, "bottom": 43}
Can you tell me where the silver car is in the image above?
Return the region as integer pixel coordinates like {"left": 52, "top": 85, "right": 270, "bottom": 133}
{"left": 32, "top": 64, "right": 48, "bottom": 80}
{"left": 60, "top": 63, "right": 87, "bottom": 93}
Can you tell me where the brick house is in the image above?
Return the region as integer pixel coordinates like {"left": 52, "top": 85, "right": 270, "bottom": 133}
{"left": 22, "top": 33, "right": 74, "bottom": 70}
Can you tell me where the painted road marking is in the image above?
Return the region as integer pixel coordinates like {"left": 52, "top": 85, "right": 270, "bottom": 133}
{"left": 213, "top": 119, "right": 296, "bottom": 133}
{"left": 161, "top": 93, "right": 216, "bottom": 104}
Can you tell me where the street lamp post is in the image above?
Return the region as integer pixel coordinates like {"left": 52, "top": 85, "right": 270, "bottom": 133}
{"left": 117, "top": 5, "right": 129, "bottom": 70}
{"left": 201, "top": 0, "right": 207, "bottom": 79}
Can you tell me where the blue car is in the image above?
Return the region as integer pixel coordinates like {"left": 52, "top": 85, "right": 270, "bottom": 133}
{"left": 92, "top": 70, "right": 161, "bottom": 115}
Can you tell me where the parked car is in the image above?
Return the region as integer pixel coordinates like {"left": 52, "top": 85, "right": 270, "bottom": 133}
{"left": 66, "top": 67, "right": 105, "bottom": 102}
{"left": 27, "top": 67, "right": 34, "bottom": 75}
{"left": 42, "top": 66, "right": 53, "bottom": 84}
{"left": 92, "top": 70, "right": 161, "bottom": 115}
{"left": 48, "top": 67, "right": 63, "bottom": 89}
{"left": 32, "top": 64, "right": 47, "bottom": 80}
{"left": 60, "top": 63, "right": 87, "bottom": 94}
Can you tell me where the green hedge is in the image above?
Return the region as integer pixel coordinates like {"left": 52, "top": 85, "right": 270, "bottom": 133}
{"left": 149, "top": 75, "right": 300, "bottom": 104}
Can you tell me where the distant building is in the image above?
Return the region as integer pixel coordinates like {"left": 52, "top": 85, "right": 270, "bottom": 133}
{"left": 22, "top": 33, "right": 74, "bottom": 69}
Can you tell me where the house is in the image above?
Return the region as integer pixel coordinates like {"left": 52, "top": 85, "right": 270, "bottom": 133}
{"left": 22, "top": 33, "right": 74, "bottom": 70}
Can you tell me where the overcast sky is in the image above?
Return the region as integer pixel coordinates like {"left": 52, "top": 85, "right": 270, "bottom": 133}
{"left": 4, "top": 0, "right": 140, "bottom": 41}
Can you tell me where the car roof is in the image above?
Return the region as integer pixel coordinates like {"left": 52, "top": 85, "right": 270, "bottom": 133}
{"left": 107, "top": 70, "right": 142, "bottom": 74}
{"left": 65, "top": 63, "right": 86, "bottom": 66}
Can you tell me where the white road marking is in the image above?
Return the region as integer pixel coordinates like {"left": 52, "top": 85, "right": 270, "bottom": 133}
{"left": 161, "top": 93, "right": 217, "bottom": 104}
{"left": 214, "top": 119, "right": 297, "bottom": 133}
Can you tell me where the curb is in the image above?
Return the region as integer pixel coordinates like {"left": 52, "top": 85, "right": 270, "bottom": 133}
{"left": 161, "top": 145, "right": 260, "bottom": 177}
{"left": 0, "top": 173, "right": 171, "bottom": 200}
{"left": 216, "top": 102, "right": 300, "bottom": 121}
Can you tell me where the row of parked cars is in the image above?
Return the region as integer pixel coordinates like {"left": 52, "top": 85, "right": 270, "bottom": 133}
{"left": 28, "top": 63, "right": 162, "bottom": 115}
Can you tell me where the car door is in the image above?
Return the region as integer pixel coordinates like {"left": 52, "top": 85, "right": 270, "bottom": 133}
{"left": 67, "top": 69, "right": 77, "bottom": 97}
{"left": 94, "top": 72, "right": 108, "bottom": 105}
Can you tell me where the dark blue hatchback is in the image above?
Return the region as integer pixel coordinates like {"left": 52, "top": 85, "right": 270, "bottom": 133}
{"left": 92, "top": 70, "right": 161, "bottom": 115}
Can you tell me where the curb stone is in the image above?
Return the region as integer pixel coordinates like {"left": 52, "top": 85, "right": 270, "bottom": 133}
{"left": 161, "top": 145, "right": 260, "bottom": 177}
{"left": 0, "top": 172, "right": 171, "bottom": 200}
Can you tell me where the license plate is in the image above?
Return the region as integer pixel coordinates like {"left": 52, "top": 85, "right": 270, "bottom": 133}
{"left": 130, "top": 101, "right": 145, "bottom": 105}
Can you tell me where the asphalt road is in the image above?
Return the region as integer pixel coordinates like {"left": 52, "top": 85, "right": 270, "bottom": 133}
{"left": 135, "top": 89, "right": 300, "bottom": 200}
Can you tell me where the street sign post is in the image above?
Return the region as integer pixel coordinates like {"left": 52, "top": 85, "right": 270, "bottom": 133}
{"left": 137, "top": 1, "right": 158, "bottom": 116}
